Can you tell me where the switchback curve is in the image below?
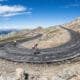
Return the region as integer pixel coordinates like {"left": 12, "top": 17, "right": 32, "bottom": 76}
{"left": 0, "top": 27, "right": 80, "bottom": 63}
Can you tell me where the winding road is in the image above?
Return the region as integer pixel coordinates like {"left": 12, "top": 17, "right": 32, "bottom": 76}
{"left": 0, "top": 26, "right": 80, "bottom": 63}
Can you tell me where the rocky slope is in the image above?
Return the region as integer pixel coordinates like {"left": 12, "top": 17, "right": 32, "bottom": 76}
{"left": 0, "top": 17, "right": 80, "bottom": 45}
{"left": 19, "top": 26, "right": 71, "bottom": 48}
{"left": 63, "top": 17, "right": 80, "bottom": 31}
{"left": 19, "top": 17, "right": 80, "bottom": 48}
{"left": 1, "top": 17, "right": 80, "bottom": 48}
{"left": 0, "top": 17, "right": 80, "bottom": 80}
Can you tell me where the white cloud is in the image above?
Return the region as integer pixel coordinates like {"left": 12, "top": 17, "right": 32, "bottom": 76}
{"left": 0, "top": 0, "right": 7, "bottom": 2}
{"left": 0, "top": 0, "right": 3, "bottom": 1}
{"left": 65, "top": 4, "right": 80, "bottom": 8}
{"left": 0, "top": 5, "right": 31, "bottom": 17}
{"left": 1, "top": 11, "right": 32, "bottom": 17}
{"left": 0, "top": 26, "right": 17, "bottom": 29}
{"left": 63, "top": 0, "right": 80, "bottom": 8}
{"left": 0, "top": 5, "right": 26, "bottom": 13}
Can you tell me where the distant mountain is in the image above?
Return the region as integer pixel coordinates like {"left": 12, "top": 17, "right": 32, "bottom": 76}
{"left": 0, "top": 29, "right": 17, "bottom": 35}
{"left": 17, "top": 17, "right": 80, "bottom": 48}
{"left": 63, "top": 17, "right": 80, "bottom": 31}
{"left": 0, "top": 17, "right": 80, "bottom": 48}
{"left": 64, "top": 17, "right": 80, "bottom": 26}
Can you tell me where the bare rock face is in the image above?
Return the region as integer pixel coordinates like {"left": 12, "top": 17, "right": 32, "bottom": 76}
{"left": 63, "top": 17, "right": 80, "bottom": 27}
{"left": 63, "top": 17, "right": 80, "bottom": 31}
{"left": 19, "top": 26, "right": 71, "bottom": 49}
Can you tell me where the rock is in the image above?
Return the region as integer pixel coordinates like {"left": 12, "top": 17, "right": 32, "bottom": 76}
{"left": 70, "top": 77, "right": 79, "bottom": 80}
{"left": 16, "top": 68, "right": 25, "bottom": 80}
{"left": 30, "top": 74, "right": 40, "bottom": 80}
{"left": 51, "top": 76, "right": 64, "bottom": 80}
{"left": 77, "top": 75, "right": 80, "bottom": 79}
{"left": 0, "top": 75, "right": 4, "bottom": 80}
{"left": 56, "top": 70, "right": 77, "bottom": 80}
{"left": 38, "top": 76, "right": 48, "bottom": 80}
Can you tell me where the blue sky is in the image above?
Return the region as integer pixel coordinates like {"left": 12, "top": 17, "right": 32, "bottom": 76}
{"left": 0, "top": 0, "right": 80, "bottom": 29}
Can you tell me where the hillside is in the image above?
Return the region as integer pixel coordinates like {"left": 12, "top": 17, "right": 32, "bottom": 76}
{"left": 18, "top": 17, "right": 80, "bottom": 48}
{"left": 63, "top": 17, "right": 80, "bottom": 31}
{"left": 19, "top": 26, "right": 71, "bottom": 48}
{"left": 0, "top": 17, "right": 80, "bottom": 80}
{"left": 0, "top": 17, "right": 80, "bottom": 48}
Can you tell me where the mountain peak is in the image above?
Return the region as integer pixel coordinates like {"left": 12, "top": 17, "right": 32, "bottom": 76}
{"left": 70, "top": 17, "right": 80, "bottom": 24}
{"left": 63, "top": 17, "right": 80, "bottom": 28}
{"left": 76, "top": 17, "right": 80, "bottom": 19}
{"left": 75, "top": 17, "right": 80, "bottom": 22}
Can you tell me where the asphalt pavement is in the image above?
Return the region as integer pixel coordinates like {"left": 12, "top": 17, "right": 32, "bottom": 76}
{"left": 0, "top": 27, "right": 80, "bottom": 63}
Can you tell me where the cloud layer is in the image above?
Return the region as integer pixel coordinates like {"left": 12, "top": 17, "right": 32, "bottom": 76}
{"left": 0, "top": 5, "right": 30, "bottom": 17}
{"left": 0, "top": 0, "right": 6, "bottom": 2}
{"left": 65, "top": 4, "right": 80, "bottom": 8}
